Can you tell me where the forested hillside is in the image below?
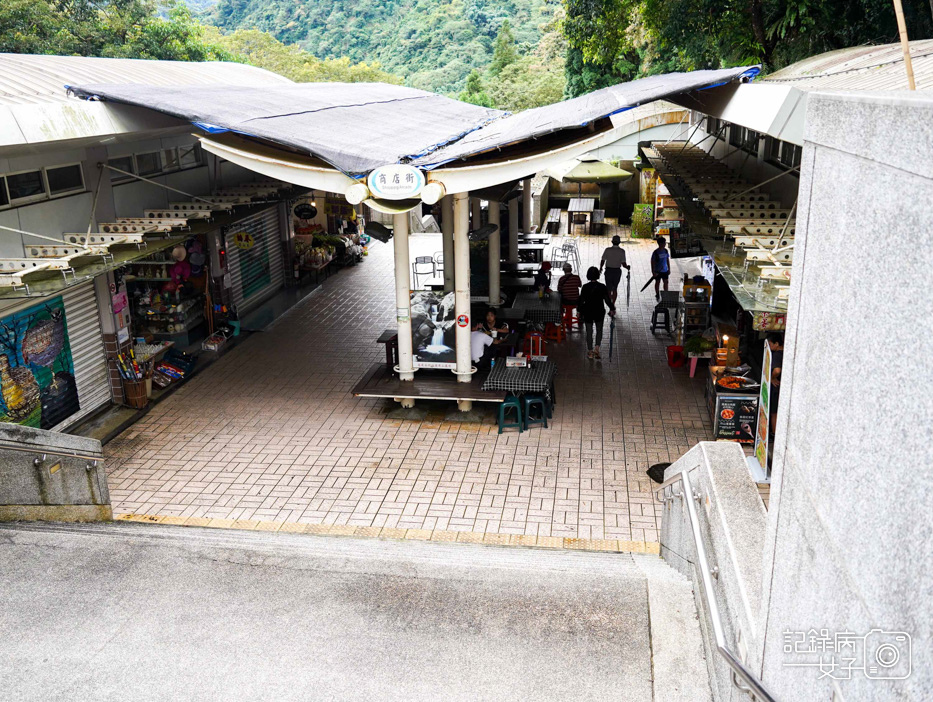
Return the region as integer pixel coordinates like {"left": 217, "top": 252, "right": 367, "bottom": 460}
{"left": 207, "top": 0, "right": 561, "bottom": 94}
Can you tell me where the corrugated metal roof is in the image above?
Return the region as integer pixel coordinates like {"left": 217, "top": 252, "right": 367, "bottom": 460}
{"left": 764, "top": 40, "right": 933, "bottom": 91}
{"left": 0, "top": 54, "right": 291, "bottom": 106}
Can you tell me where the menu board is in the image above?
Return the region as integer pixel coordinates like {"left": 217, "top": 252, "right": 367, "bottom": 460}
{"left": 715, "top": 395, "right": 759, "bottom": 443}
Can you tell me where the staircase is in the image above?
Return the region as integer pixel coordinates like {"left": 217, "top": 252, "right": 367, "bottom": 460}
{"left": 0, "top": 521, "right": 711, "bottom": 702}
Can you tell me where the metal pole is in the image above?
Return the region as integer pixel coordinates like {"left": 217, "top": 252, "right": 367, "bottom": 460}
{"left": 893, "top": 0, "right": 917, "bottom": 89}
{"left": 441, "top": 195, "right": 455, "bottom": 292}
{"left": 522, "top": 178, "right": 533, "bottom": 233}
{"left": 487, "top": 200, "right": 501, "bottom": 307}
{"left": 679, "top": 117, "right": 706, "bottom": 153}
{"left": 664, "top": 112, "right": 689, "bottom": 144}
{"left": 508, "top": 197, "right": 519, "bottom": 262}
{"left": 453, "top": 193, "right": 474, "bottom": 409}
{"left": 392, "top": 213, "right": 416, "bottom": 400}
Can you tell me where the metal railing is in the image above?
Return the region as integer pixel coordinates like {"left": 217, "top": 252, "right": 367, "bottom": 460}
{"left": 656, "top": 469, "right": 777, "bottom": 702}
{"left": 0, "top": 440, "right": 102, "bottom": 467}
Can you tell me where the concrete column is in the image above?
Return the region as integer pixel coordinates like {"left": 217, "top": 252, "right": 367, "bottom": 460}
{"left": 522, "top": 177, "right": 534, "bottom": 234}
{"left": 441, "top": 195, "right": 454, "bottom": 292}
{"left": 392, "top": 213, "right": 416, "bottom": 408}
{"left": 453, "top": 193, "right": 473, "bottom": 411}
{"left": 487, "top": 200, "right": 501, "bottom": 307}
{"left": 508, "top": 197, "right": 519, "bottom": 263}
{"left": 471, "top": 197, "right": 482, "bottom": 228}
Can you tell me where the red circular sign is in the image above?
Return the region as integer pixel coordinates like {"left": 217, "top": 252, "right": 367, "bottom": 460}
{"left": 457, "top": 314, "right": 469, "bottom": 328}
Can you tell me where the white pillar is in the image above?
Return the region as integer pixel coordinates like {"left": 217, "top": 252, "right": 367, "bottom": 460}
{"left": 453, "top": 193, "right": 473, "bottom": 411}
{"left": 441, "top": 195, "right": 454, "bottom": 292}
{"left": 471, "top": 197, "right": 482, "bottom": 228}
{"left": 522, "top": 177, "right": 534, "bottom": 234}
{"left": 393, "top": 213, "right": 416, "bottom": 407}
{"left": 508, "top": 197, "right": 519, "bottom": 263}
{"left": 487, "top": 200, "right": 501, "bottom": 307}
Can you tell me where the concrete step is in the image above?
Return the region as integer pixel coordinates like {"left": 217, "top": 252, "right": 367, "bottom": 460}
{"left": 0, "top": 522, "right": 710, "bottom": 702}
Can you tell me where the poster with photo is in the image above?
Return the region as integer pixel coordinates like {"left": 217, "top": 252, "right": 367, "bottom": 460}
{"left": 0, "top": 296, "right": 78, "bottom": 429}
{"left": 410, "top": 290, "right": 457, "bottom": 369}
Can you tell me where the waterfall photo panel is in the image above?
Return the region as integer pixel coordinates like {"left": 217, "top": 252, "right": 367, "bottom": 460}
{"left": 411, "top": 290, "right": 457, "bottom": 369}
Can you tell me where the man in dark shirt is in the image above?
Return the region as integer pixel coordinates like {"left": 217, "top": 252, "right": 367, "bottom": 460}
{"left": 577, "top": 266, "right": 616, "bottom": 359}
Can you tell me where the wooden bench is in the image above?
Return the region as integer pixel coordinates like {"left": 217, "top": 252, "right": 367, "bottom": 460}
{"left": 376, "top": 329, "right": 399, "bottom": 371}
{"left": 352, "top": 363, "right": 507, "bottom": 403}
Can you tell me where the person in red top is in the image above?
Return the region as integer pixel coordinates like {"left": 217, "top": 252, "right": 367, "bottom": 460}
{"left": 557, "top": 263, "right": 582, "bottom": 306}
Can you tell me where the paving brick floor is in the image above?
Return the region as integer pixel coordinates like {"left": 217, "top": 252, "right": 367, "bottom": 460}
{"left": 105, "top": 230, "right": 713, "bottom": 542}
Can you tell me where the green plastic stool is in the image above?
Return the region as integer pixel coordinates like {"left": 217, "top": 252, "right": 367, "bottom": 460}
{"left": 498, "top": 395, "right": 523, "bottom": 434}
{"left": 523, "top": 394, "right": 549, "bottom": 430}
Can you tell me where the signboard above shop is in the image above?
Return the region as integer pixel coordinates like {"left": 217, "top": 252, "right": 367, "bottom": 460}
{"left": 367, "top": 164, "right": 426, "bottom": 200}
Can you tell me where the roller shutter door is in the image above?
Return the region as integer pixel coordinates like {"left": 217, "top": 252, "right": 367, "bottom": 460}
{"left": 225, "top": 207, "right": 284, "bottom": 313}
{"left": 55, "top": 281, "right": 109, "bottom": 430}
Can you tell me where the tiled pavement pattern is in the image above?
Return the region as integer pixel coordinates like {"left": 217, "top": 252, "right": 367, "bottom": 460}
{"left": 106, "top": 229, "right": 713, "bottom": 543}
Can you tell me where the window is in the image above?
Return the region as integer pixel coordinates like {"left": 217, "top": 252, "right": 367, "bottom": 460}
{"left": 162, "top": 147, "right": 180, "bottom": 171}
{"left": 766, "top": 137, "right": 802, "bottom": 170}
{"left": 178, "top": 143, "right": 203, "bottom": 169}
{"left": 45, "top": 164, "right": 85, "bottom": 196}
{"left": 707, "top": 117, "right": 722, "bottom": 137}
{"left": 135, "top": 152, "right": 162, "bottom": 176}
{"left": 729, "top": 125, "right": 745, "bottom": 148}
{"left": 0, "top": 177, "right": 8, "bottom": 209}
{"left": 108, "top": 156, "right": 135, "bottom": 182}
{"left": 7, "top": 170, "right": 46, "bottom": 203}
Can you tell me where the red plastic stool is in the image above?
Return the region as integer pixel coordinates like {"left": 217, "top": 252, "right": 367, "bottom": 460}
{"left": 561, "top": 305, "right": 582, "bottom": 333}
{"left": 544, "top": 322, "right": 566, "bottom": 343}
{"left": 523, "top": 332, "right": 546, "bottom": 356}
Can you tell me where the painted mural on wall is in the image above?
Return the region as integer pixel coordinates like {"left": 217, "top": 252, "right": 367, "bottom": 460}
{"left": 0, "top": 297, "right": 79, "bottom": 429}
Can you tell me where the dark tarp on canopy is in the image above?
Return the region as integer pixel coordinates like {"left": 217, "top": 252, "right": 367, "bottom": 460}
{"left": 68, "top": 66, "right": 758, "bottom": 176}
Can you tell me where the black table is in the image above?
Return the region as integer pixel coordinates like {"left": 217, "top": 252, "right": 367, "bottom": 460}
{"left": 511, "top": 291, "right": 562, "bottom": 324}
{"left": 482, "top": 359, "right": 558, "bottom": 402}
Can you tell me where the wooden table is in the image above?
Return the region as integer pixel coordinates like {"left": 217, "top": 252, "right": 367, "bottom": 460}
{"left": 500, "top": 262, "right": 538, "bottom": 272}
{"left": 517, "top": 243, "right": 546, "bottom": 263}
{"left": 568, "top": 198, "right": 595, "bottom": 236}
{"left": 545, "top": 208, "right": 562, "bottom": 234}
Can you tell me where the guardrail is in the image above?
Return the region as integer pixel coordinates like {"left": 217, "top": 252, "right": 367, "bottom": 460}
{"left": 0, "top": 440, "right": 102, "bottom": 466}
{"left": 656, "top": 469, "right": 777, "bottom": 702}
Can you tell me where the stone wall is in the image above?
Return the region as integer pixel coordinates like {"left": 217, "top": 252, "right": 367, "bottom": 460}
{"left": 0, "top": 424, "right": 110, "bottom": 521}
{"left": 759, "top": 91, "right": 933, "bottom": 701}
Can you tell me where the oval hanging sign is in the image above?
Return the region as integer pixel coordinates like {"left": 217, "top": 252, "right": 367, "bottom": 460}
{"left": 367, "top": 164, "right": 426, "bottom": 201}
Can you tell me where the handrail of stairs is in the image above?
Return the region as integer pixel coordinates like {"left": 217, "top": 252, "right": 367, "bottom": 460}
{"left": 0, "top": 439, "right": 102, "bottom": 465}
{"left": 655, "top": 469, "right": 777, "bottom": 702}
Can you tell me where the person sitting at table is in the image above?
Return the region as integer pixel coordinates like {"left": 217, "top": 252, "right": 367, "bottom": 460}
{"left": 475, "top": 308, "right": 509, "bottom": 337}
{"left": 471, "top": 329, "right": 495, "bottom": 369}
{"left": 578, "top": 266, "right": 616, "bottom": 360}
{"left": 557, "top": 263, "right": 582, "bottom": 306}
{"left": 534, "top": 261, "right": 552, "bottom": 293}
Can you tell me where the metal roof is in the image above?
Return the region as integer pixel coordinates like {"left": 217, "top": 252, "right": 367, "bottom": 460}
{"left": 764, "top": 40, "right": 933, "bottom": 91}
{"left": 0, "top": 53, "right": 291, "bottom": 106}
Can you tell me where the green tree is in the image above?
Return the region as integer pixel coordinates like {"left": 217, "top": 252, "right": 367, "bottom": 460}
{"left": 489, "top": 18, "right": 519, "bottom": 76}
{"left": 459, "top": 69, "right": 494, "bottom": 107}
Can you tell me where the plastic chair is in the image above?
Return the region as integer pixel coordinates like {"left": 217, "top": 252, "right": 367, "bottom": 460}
{"left": 498, "top": 395, "right": 523, "bottom": 434}
{"left": 543, "top": 322, "right": 566, "bottom": 343}
{"left": 561, "top": 305, "right": 582, "bottom": 333}
{"left": 433, "top": 251, "right": 444, "bottom": 273}
{"left": 522, "top": 332, "right": 546, "bottom": 356}
{"left": 412, "top": 256, "right": 436, "bottom": 286}
{"left": 522, "top": 394, "right": 548, "bottom": 430}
